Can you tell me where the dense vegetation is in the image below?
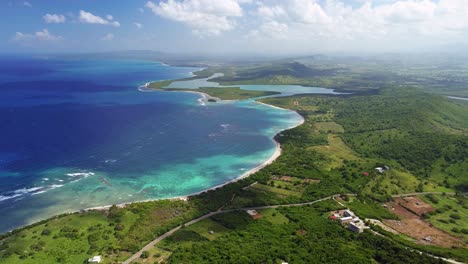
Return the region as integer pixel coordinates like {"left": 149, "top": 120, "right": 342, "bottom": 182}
{"left": 209, "top": 55, "right": 468, "bottom": 97}
{"left": 160, "top": 203, "right": 443, "bottom": 264}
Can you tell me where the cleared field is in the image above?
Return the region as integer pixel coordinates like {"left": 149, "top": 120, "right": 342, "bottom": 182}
{"left": 361, "top": 169, "right": 447, "bottom": 197}
{"left": 259, "top": 209, "right": 289, "bottom": 225}
{"left": 313, "top": 122, "right": 344, "bottom": 133}
{"left": 312, "top": 134, "right": 360, "bottom": 169}
{"left": 384, "top": 199, "right": 465, "bottom": 248}
{"left": 247, "top": 183, "right": 302, "bottom": 197}
{"left": 420, "top": 194, "right": 468, "bottom": 242}
{"left": 394, "top": 197, "right": 435, "bottom": 216}
{"left": 185, "top": 218, "right": 231, "bottom": 241}
{"left": 136, "top": 247, "right": 172, "bottom": 264}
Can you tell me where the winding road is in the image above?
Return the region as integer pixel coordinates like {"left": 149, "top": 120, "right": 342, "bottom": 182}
{"left": 122, "top": 195, "right": 338, "bottom": 264}
{"left": 122, "top": 192, "right": 465, "bottom": 264}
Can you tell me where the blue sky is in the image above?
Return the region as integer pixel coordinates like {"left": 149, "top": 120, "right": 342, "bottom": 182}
{"left": 1, "top": 0, "right": 468, "bottom": 55}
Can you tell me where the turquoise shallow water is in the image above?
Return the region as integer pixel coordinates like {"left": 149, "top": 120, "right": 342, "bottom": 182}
{"left": 0, "top": 58, "right": 311, "bottom": 232}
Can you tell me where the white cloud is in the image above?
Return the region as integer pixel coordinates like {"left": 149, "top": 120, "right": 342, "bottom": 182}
{"left": 248, "top": 20, "right": 288, "bottom": 39}
{"left": 244, "top": 0, "right": 468, "bottom": 52}
{"left": 257, "top": 4, "right": 286, "bottom": 19}
{"left": 23, "top": 1, "right": 32, "bottom": 7}
{"left": 79, "top": 10, "right": 120, "bottom": 27}
{"left": 43, "top": 14, "right": 66, "bottom": 24}
{"left": 106, "top": 15, "right": 114, "bottom": 20}
{"left": 134, "top": 22, "right": 143, "bottom": 29}
{"left": 101, "top": 33, "right": 114, "bottom": 41}
{"left": 138, "top": 7, "right": 145, "bottom": 13}
{"left": 145, "top": 0, "right": 247, "bottom": 36}
{"left": 13, "top": 29, "right": 63, "bottom": 42}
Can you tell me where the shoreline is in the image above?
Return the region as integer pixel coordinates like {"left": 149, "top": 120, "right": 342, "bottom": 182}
{"left": 2, "top": 76, "right": 305, "bottom": 234}
{"left": 85, "top": 99, "right": 304, "bottom": 212}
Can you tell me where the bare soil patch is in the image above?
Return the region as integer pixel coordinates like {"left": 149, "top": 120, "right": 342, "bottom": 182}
{"left": 384, "top": 198, "right": 465, "bottom": 248}
{"left": 394, "top": 197, "right": 435, "bottom": 216}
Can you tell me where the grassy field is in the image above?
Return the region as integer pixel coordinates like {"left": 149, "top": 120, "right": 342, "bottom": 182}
{"left": 247, "top": 183, "right": 303, "bottom": 197}
{"left": 312, "top": 134, "right": 361, "bottom": 170}
{"left": 148, "top": 83, "right": 281, "bottom": 100}
{"left": 0, "top": 201, "right": 201, "bottom": 264}
{"left": 169, "top": 87, "right": 280, "bottom": 100}
{"left": 147, "top": 80, "right": 172, "bottom": 89}
{"left": 185, "top": 218, "right": 231, "bottom": 241}
{"left": 421, "top": 194, "right": 468, "bottom": 242}
{"left": 313, "top": 122, "right": 345, "bottom": 133}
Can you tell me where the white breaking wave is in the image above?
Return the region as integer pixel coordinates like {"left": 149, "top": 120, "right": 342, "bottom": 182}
{"left": 66, "top": 172, "right": 95, "bottom": 178}
{"left": 197, "top": 98, "right": 206, "bottom": 106}
{"left": 1, "top": 171, "right": 96, "bottom": 203}
{"left": 0, "top": 187, "right": 45, "bottom": 202}
{"left": 0, "top": 194, "right": 22, "bottom": 202}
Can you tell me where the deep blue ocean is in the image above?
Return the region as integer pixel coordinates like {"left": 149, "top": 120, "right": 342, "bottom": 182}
{"left": 0, "top": 56, "right": 304, "bottom": 232}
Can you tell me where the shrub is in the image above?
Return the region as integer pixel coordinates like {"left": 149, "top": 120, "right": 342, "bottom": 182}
{"left": 141, "top": 251, "right": 149, "bottom": 259}
{"left": 449, "top": 214, "right": 461, "bottom": 220}
{"left": 41, "top": 229, "right": 51, "bottom": 236}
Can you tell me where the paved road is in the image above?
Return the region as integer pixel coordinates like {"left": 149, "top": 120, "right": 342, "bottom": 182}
{"left": 122, "top": 195, "right": 339, "bottom": 263}
{"left": 122, "top": 192, "right": 465, "bottom": 264}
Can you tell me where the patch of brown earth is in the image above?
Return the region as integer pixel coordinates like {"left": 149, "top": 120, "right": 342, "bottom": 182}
{"left": 394, "top": 197, "right": 435, "bottom": 216}
{"left": 384, "top": 198, "right": 465, "bottom": 248}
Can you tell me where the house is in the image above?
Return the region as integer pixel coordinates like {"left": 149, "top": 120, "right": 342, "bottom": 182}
{"left": 348, "top": 221, "right": 366, "bottom": 233}
{"left": 208, "top": 230, "right": 215, "bottom": 235}
{"left": 246, "top": 210, "right": 258, "bottom": 216}
{"left": 88, "top": 256, "right": 102, "bottom": 263}
{"left": 246, "top": 209, "right": 262, "bottom": 219}
{"left": 339, "top": 216, "right": 353, "bottom": 226}
{"left": 343, "top": 210, "right": 355, "bottom": 218}
{"left": 375, "top": 167, "right": 384, "bottom": 173}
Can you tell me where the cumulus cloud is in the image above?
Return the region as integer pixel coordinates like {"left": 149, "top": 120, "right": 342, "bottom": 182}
{"left": 13, "top": 29, "right": 63, "bottom": 42}
{"left": 134, "top": 22, "right": 143, "bottom": 29}
{"left": 145, "top": 0, "right": 247, "bottom": 36}
{"left": 101, "top": 33, "right": 114, "bottom": 41}
{"left": 248, "top": 20, "right": 288, "bottom": 39}
{"left": 246, "top": 0, "right": 468, "bottom": 52}
{"left": 256, "top": 4, "right": 286, "bottom": 19}
{"left": 43, "top": 14, "right": 66, "bottom": 24}
{"left": 79, "top": 10, "right": 120, "bottom": 27}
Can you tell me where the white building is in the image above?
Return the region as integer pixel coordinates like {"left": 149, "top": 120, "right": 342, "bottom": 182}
{"left": 375, "top": 167, "right": 384, "bottom": 173}
{"left": 339, "top": 216, "right": 353, "bottom": 226}
{"left": 88, "top": 256, "right": 102, "bottom": 263}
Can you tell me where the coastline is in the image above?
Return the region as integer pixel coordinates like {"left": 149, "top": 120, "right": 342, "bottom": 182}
{"left": 2, "top": 76, "right": 305, "bottom": 233}
{"left": 85, "top": 97, "right": 305, "bottom": 212}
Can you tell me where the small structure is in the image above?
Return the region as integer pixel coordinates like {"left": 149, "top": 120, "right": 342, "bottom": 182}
{"left": 375, "top": 167, "right": 385, "bottom": 173}
{"left": 423, "top": 236, "right": 433, "bottom": 242}
{"left": 348, "top": 221, "right": 366, "bottom": 233}
{"left": 339, "top": 216, "right": 353, "bottom": 226}
{"left": 343, "top": 210, "right": 355, "bottom": 218}
{"left": 246, "top": 209, "right": 262, "bottom": 219}
{"left": 362, "top": 172, "right": 369, "bottom": 176}
{"left": 208, "top": 230, "right": 215, "bottom": 235}
{"left": 88, "top": 256, "right": 102, "bottom": 263}
{"left": 246, "top": 210, "right": 258, "bottom": 216}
